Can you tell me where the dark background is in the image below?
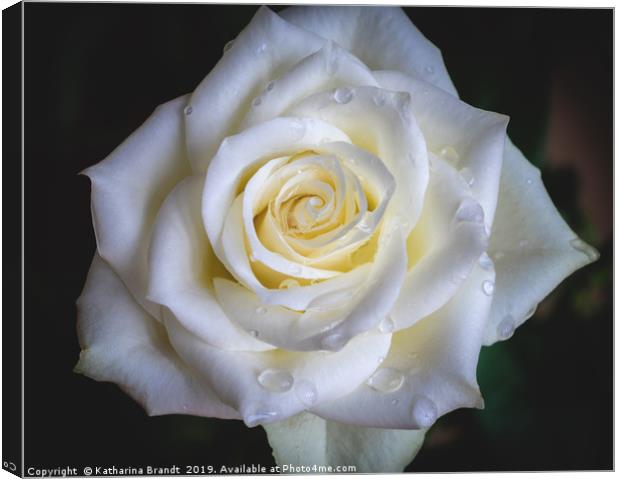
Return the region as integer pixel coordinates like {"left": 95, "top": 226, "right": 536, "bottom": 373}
{"left": 20, "top": 3, "right": 612, "bottom": 473}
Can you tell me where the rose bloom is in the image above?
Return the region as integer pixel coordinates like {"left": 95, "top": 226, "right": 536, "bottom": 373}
{"left": 76, "top": 6, "right": 598, "bottom": 472}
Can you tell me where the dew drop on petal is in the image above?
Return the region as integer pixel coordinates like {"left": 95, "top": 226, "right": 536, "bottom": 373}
{"left": 412, "top": 396, "right": 438, "bottom": 428}
{"left": 321, "top": 333, "right": 347, "bottom": 351}
{"left": 497, "top": 315, "right": 516, "bottom": 340}
{"left": 454, "top": 197, "right": 484, "bottom": 224}
{"left": 252, "top": 97, "right": 262, "bottom": 107}
{"left": 373, "top": 92, "right": 386, "bottom": 107}
{"left": 569, "top": 238, "right": 600, "bottom": 262}
{"left": 439, "top": 146, "right": 459, "bottom": 163}
{"left": 256, "top": 306, "right": 267, "bottom": 315}
{"left": 279, "top": 278, "right": 300, "bottom": 289}
{"left": 333, "top": 87, "right": 353, "bottom": 104}
{"left": 184, "top": 105, "right": 193, "bottom": 116}
{"left": 391, "top": 399, "right": 399, "bottom": 405}
{"left": 255, "top": 43, "right": 267, "bottom": 55}
{"left": 378, "top": 316, "right": 395, "bottom": 333}
{"left": 249, "top": 329, "right": 259, "bottom": 338}
{"left": 526, "top": 178, "right": 533, "bottom": 185}
{"left": 481, "top": 280, "right": 495, "bottom": 296}
{"left": 366, "top": 368, "right": 405, "bottom": 393}
{"left": 266, "top": 80, "right": 275, "bottom": 92}
{"left": 478, "top": 252, "right": 493, "bottom": 270}
{"left": 460, "top": 167, "right": 475, "bottom": 187}
{"left": 245, "top": 409, "right": 279, "bottom": 428}
{"left": 425, "top": 65, "right": 435, "bottom": 74}
{"left": 294, "top": 380, "right": 318, "bottom": 407}
{"left": 257, "top": 368, "right": 294, "bottom": 393}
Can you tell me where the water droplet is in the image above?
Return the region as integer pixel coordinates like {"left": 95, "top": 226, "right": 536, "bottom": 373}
{"left": 377, "top": 356, "right": 385, "bottom": 364}
{"left": 454, "top": 197, "right": 484, "bottom": 224}
{"left": 257, "top": 368, "right": 294, "bottom": 393}
{"left": 266, "top": 80, "right": 275, "bottom": 92}
{"left": 245, "top": 409, "right": 278, "bottom": 427}
{"left": 184, "top": 105, "right": 193, "bottom": 116}
{"left": 439, "top": 146, "right": 459, "bottom": 163}
{"left": 524, "top": 304, "right": 537, "bottom": 320}
{"left": 321, "top": 333, "right": 347, "bottom": 351}
{"left": 255, "top": 43, "right": 267, "bottom": 55}
{"left": 391, "top": 399, "right": 399, "bottom": 405}
{"left": 569, "top": 238, "right": 599, "bottom": 262}
{"left": 252, "top": 97, "right": 262, "bottom": 107}
{"left": 223, "top": 39, "right": 235, "bottom": 53}
{"left": 412, "top": 396, "right": 438, "bottom": 428}
{"left": 378, "top": 316, "right": 395, "bottom": 333}
{"left": 518, "top": 239, "right": 529, "bottom": 248}
{"left": 333, "top": 87, "right": 353, "bottom": 104}
{"left": 460, "top": 167, "right": 475, "bottom": 186}
{"left": 497, "top": 315, "right": 515, "bottom": 340}
{"left": 366, "top": 368, "right": 405, "bottom": 393}
{"left": 294, "top": 380, "right": 318, "bottom": 407}
{"left": 425, "top": 65, "right": 435, "bottom": 74}
{"left": 356, "top": 220, "right": 372, "bottom": 234}
{"left": 478, "top": 252, "right": 493, "bottom": 270}
{"left": 481, "top": 280, "right": 495, "bottom": 296}
{"left": 249, "top": 329, "right": 259, "bottom": 338}
{"left": 256, "top": 306, "right": 267, "bottom": 315}
{"left": 526, "top": 178, "right": 533, "bottom": 185}
{"left": 373, "top": 92, "right": 386, "bottom": 107}
{"left": 279, "top": 278, "right": 300, "bottom": 289}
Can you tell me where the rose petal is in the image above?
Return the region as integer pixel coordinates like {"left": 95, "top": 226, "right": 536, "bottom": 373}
{"left": 75, "top": 254, "right": 238, "bottom": 419}
{"left": 241, "top": 41, "right": 379, "bottom": 130}
{"left": 84, "top": 95, "right": 192, "bottom": 319}
{"left": 147, "top": 175, "right": 274, "bottom": 352}
{"left": 163, "top": 315, "right": 391, "bottom": 427}
{"left": 280, "top": 6, "right": 457, "bottom": 96}
{"left": 185, "top": 6, "right": 325, "bottom": 172}
{"left": 203, "top": 116, "right": 351, "bottom": 265}
{"left": 391, "top": 155, "right": 488, "bottom": 330}
{"left": 264, "top": 412, "right": 426, "bottom": 472}
{"left": 289, "top": 86, "right": 428, "bottom": 234}
{"left": 213, "top": 220, "right": 407, "bottom": 352}
{"left": 311, "top": 262, "right": 493, "bottom": 429}
{"left": 483, "top": 139, "right": 599, "bottom": 344}
{"left": 374, "top": 69, "right": 509, "bottom": 229}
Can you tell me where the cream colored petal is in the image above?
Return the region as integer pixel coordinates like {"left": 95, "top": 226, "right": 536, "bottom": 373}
{"left": 264, "top": 412, "right": 426, "bottom": 472}
{"left": 391, "top": 155, "right": 488, "bottom": 330}
{"left": 185, "top": 6, "right": 325, "bottom": 172}
{"left": 311, "top": 263, "right": 493, "bottom": 429}
{"left": 164, "top": 315, "right": 391, "bottom": 427}
{"left": 483, "top": 139, "right": 599, "bottom": 344}
{"left": 75, "top": 254, "right": 238, "bottom": 419}
{"left": 84, "top": 95, "right": 192, "bottom": 319}
{"left": 146, "top": 176, "right": 273, "bottom": 352}
{"left": 374, "top": 69, "right": 509, "bottom": 230}
{"left": 280, "top": 6, "right": 457, "bottom": 95}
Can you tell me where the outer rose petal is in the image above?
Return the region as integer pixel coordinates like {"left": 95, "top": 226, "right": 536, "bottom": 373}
{"left": 147, "top": 175, "right": 274, "bottom": 352}
{"left": 280, "top": 6, "right": 457, "bottom": 96}
{"left": 164, "top": 315, "right": 391, "bottom": 427}
{"left": 483, "top": 139, "right": 599, "bottom": 344}
{"left": 264, "top": 412, "right": 425, "bottom": 472}
{"left": 83, "top": 95, "right": 192, "bottom": 319}
{"left": 75, "top": 254, "right": 238, "bottom": 420}
{"left": 185, "top": 6, "right": 325, "bottom": 172}
{"left": 311, "top": 263, "right": 493, "bottom": 429}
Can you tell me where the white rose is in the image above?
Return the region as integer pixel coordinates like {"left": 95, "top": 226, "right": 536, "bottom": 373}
{"left": 76, "top": 6, "right": 598, "bottom": 472}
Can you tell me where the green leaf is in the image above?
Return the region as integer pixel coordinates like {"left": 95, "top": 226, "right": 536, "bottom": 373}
{"left": 263, "top": 412, "right": 426, "bottom": 473}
